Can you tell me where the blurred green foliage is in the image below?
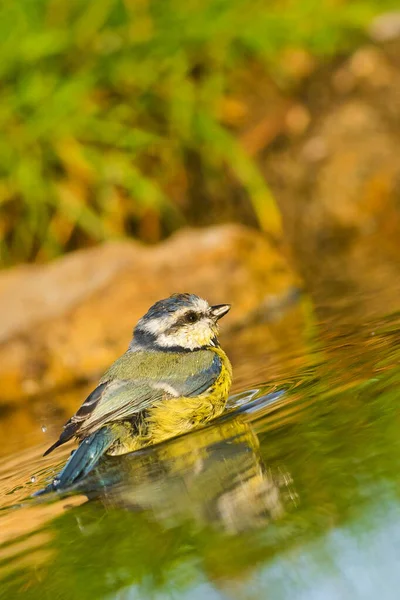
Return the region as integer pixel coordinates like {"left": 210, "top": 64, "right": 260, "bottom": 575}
{"left": 0, "top": 0, "right": 397, "bottom": 265}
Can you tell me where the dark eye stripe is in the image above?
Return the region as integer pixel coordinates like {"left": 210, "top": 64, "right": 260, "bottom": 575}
{"left": 165, "top": 310, "right": 205, "bottom": 332}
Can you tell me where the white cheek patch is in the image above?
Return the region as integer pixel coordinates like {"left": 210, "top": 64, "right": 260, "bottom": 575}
{"left": 158, "top": 318, "right": 217, "bottom": 350}
{"left": 157, "top": 330, "right": 200, "bottom": 350}
{"left": 195, "top": 319, "right": 215, "bottom": 340}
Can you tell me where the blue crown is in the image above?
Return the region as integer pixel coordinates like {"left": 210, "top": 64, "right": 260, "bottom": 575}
{"left": 142, "top": 293, "right": 201, "bottom": 321}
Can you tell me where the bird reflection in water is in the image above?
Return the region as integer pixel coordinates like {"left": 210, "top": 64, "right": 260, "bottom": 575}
{"left": 79, "top": 412, "right": 295, "bottom": 535}
{"left": 0, "top": 401, "right": 297, "bottom": 599}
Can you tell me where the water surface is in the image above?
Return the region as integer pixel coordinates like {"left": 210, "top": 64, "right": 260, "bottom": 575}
{"left": 1, "top": 291, "right": 400, "bottom": 599}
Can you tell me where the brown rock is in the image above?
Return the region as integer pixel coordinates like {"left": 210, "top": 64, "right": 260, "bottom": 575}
{"left": 263, "top": 49, "right": 400, "bottom": 321}
{"left": 0, "top": 225, "right": 296, "bottom": 401}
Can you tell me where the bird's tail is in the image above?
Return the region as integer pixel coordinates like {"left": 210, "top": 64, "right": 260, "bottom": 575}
{"left": 34, "top": 427, "right": 115, "bottom": 496}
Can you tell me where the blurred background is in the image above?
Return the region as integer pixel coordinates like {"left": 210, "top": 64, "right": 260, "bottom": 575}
{"left": 2, "top": 0, "right": 400, "bottom": 402}
{"left": 1, "top": 0, "right": 399, "bottom": 266}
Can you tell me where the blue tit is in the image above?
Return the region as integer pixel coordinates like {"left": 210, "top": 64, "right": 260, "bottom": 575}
{"left": 38, "top": 293, "right": 232, "bottom": 493}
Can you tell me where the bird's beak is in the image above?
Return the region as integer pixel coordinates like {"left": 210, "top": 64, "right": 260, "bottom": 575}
{"left": 210, "top": 304, "right": 231, "bottom": 321}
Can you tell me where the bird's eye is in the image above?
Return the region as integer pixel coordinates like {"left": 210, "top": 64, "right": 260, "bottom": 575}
{"left": 185, "top": 311, "right": 199, "bottom": 324}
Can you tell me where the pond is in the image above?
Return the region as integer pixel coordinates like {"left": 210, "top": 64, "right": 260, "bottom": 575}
{"left": 1, "top": 279, "right": 400, "bottom": 599}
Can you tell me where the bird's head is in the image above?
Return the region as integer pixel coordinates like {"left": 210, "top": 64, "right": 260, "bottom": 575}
{"left": 132, "top": 293, "right": 230, "bottom": 351}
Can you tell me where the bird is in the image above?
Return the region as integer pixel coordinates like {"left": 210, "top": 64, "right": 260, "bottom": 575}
{"left": 38, "top": 293, "right": 232, "bottom": 493}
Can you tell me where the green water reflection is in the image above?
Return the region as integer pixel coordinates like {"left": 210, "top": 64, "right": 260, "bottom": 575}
{"left": 1, "top": 309, "right": 400, "bottom": 599}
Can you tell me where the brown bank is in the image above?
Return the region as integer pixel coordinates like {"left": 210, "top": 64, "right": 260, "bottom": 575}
{"left": 0, "top": 224, "right": 297, "bottom": 402}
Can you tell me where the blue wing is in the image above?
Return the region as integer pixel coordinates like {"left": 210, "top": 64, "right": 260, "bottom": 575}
{"left": 44, "top": 351, "right": 221, "bottom": 454}
{"left": 177, "top": 353, "right": 222, "bottom": 396}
